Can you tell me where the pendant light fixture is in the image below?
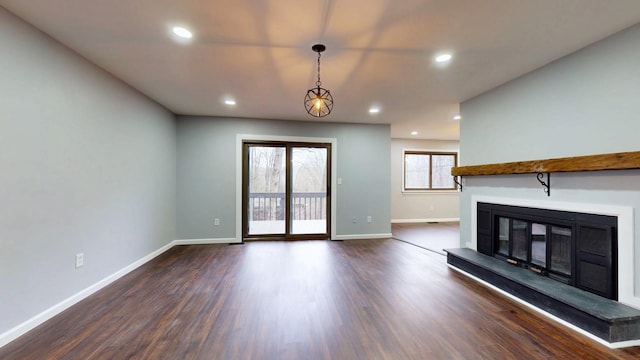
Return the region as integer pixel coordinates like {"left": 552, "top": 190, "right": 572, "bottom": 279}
{"left": 304, "top": 44, "right": 333, "bottom": 117}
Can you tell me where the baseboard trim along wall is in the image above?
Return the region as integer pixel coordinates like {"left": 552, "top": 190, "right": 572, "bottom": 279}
{"left": 0, "top": 241, "right": 175, "bottom": 348}
{"left": 0, "top": 237, "right": 235, "bottom": 349}
{"left": 391, "top": 218, "right": 459, "bottom": 223}
{"left": 1, "top": 232, "right": 404, "bottom": 348}
{"left": 333, "top": 233, "right": 392, "bottom": 240}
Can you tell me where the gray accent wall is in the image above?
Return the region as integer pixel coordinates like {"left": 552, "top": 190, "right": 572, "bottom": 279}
{"left": 176, "top": 116, "right": 391, "bottom": 240}
{"left": 391, "top": 138, "right": 459, "bottom": 222}
{"left": 0, "top": 8, "right": 176, "bottom": 336}
{"left": 462, "top": 24, "right": 640, "bottom": 166}
{"left": 459, "top": 25, "right": 640, "bottom": 297}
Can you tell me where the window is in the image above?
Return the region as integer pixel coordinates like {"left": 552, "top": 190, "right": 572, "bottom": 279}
{"left": 403, "top": 151, "right": 457, "bottom": 191}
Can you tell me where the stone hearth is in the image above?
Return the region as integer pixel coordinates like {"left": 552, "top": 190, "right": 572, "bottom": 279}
{"left": 446, "top": 248, "right": 640, "bottom": 346}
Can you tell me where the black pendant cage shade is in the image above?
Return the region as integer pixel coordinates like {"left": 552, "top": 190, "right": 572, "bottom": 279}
{"left": 304, "top": 44, "right": 333, "bottom": 117}
{"left": 305, "top": 87, "right": 333, "bottom": 117}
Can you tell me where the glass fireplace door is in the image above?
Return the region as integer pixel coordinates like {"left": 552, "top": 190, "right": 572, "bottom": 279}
{"left": 494, "top": 215, "right": 573, "bottom": 282}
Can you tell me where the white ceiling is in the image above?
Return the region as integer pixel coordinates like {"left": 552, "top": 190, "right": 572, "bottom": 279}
{"left": 2, "top": 1, "right": 639, "bottom": 140}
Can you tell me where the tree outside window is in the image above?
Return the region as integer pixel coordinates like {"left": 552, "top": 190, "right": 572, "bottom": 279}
{"left": 404, "top": 151, "right": 457, "bottom": 190}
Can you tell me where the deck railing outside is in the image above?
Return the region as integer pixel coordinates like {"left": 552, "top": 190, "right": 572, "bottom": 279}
{"left": 249, "top": 192, "right": 327, "bottom": 221}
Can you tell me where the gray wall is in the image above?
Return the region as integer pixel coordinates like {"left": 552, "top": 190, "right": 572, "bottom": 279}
{"left": 0, "top": 8, "right": 176, "bottom": 337}
{"left": 176, "top": 116, "right": 391, "bottom": 240}
{"left": 390, "top": 138, "right": 459, "bottom": 222}
{"left": 459, "top": 25, "right": 640, "bottom": 296}
{"left": 461, "top": 24, "right": 640, "bottom": 166}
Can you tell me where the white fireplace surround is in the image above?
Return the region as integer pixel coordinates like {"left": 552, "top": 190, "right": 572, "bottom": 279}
{"left": 469, "top": 195, "right": 638, "bottom": 309}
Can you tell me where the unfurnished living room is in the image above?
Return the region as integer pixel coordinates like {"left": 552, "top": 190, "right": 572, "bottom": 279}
{"left": 2, "top": 1, "right": 640, "bottom": 359}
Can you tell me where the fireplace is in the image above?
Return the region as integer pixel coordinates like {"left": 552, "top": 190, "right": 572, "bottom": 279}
{"left": 477, "top": 202, "right": 618, "bottom": 300}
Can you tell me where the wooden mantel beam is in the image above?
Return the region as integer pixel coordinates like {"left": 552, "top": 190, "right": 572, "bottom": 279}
{"left": 451, "top": 151, "right": 640, "bottom": 176}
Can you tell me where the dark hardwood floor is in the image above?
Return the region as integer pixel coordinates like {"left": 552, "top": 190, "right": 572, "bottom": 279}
{"left": 2, "top": 231, "right": 640, "bottom": 359}
{"left": 392, "top": 221, "right": 460, "bottom": 255}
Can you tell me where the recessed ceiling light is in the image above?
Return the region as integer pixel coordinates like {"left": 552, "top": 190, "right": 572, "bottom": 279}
{"left": 224, "top": 99, "right": 236, "bottom": 106}
{"left": 435, "top": 53, "right": 452, "bottom": 63}
{"left": 453, "top": 115, "right": 461, "bottom": 120}
{"left": 369, "top": 107, "right": 380, "bottom": 114}
{"left": 411, "top": 131, "right": 418, "bottom": 136}
{"left": 172, "top": 27, "right": 193, "bottom": 39}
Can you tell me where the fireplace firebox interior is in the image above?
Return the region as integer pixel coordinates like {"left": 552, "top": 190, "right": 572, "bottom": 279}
{"left": 477, "top": 202, "right": 617, "bottom": 300}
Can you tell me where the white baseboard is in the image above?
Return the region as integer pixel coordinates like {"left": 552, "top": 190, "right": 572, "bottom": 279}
{"left": 333, "top": 233, "right": 392, "bottom": 240}
{"left": 391, "top": 218, "right": 459, "bottom": 223}
{"left": 447, "top": 264, "right": 640, "bottom": 349}
{"left": 0, "top": 241, "right": 175, "bottom": 348}
{"left": 0, "top": 236, "right": 241, "bottom": 349}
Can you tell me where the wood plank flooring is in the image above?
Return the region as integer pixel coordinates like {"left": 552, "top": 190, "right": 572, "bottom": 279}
{"left": 392, "top": 222, "right": 459, "bottom": 255}
{"left": 2, "top": 235, "right": 640, "bottom": 359}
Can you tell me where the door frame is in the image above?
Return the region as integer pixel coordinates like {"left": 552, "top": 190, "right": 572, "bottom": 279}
{"left": 242, "top": 141, "right": 331, "bottom": 240}
{"left": 236, "top": 134, "right": 338, "bottom": 241}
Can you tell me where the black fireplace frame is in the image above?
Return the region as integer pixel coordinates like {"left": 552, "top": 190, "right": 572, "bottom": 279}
{"left": 477, "top": 202, "right": 618, "bottom": 300}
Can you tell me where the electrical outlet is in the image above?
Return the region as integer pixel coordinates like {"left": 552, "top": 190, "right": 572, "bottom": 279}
{"left": 75, "top": 253, "right": 84, "bottom": 268}
{"left": 214, "top": 218, "right": 220, "bottom": 226}
{"left": 352, "top": 217, "right": 357, "bottom": 223}
{"left": 367, "top": 216, "right": 372, "bottom": 223}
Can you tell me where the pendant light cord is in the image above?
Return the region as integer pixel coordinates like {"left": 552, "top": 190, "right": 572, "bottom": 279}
{"left": 316, "top": 52, "right": 322, "bottom": 88}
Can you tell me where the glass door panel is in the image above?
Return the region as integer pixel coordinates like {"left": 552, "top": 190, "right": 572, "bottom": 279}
{"left": 247, "top": 145, "right": 286, "bottom": 235}
{"left": 290, "top": 147, "right": 328, "bottom": 235}
{"left": 497, "top": 217, "right": 510, "bottom": 256}
{"left": 531, "top": 223, "right": 547, "bottom": 267}
{"left": 512, "top": 220, "right": 529, "bottom": 261}
{"left": 550, "top": 226, "right": 572, "bottom": 275}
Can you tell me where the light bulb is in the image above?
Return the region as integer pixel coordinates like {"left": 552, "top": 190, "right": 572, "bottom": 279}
{"left": 435, "top": 53, "right": 452, "bottom": 63}
{"left": 172, "top": 27, "right": 193, "bottom": 39}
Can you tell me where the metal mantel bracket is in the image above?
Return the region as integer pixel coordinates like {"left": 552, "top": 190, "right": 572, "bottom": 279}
{"left": 536, "top": 172, "right": 550, "bottom": 196}
{"left": 454, "top": 176, "right": 463, "bottom": 192}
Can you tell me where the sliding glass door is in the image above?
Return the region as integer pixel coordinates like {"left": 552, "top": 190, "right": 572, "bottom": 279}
{"left": 245, "top": 145, "right": 286, "bottom": 235}
{"left": 243, "top": 142, "right": 330, "bottom": 240}
{"left": 290, "top": 147, "right": 328, "bottom": 235}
